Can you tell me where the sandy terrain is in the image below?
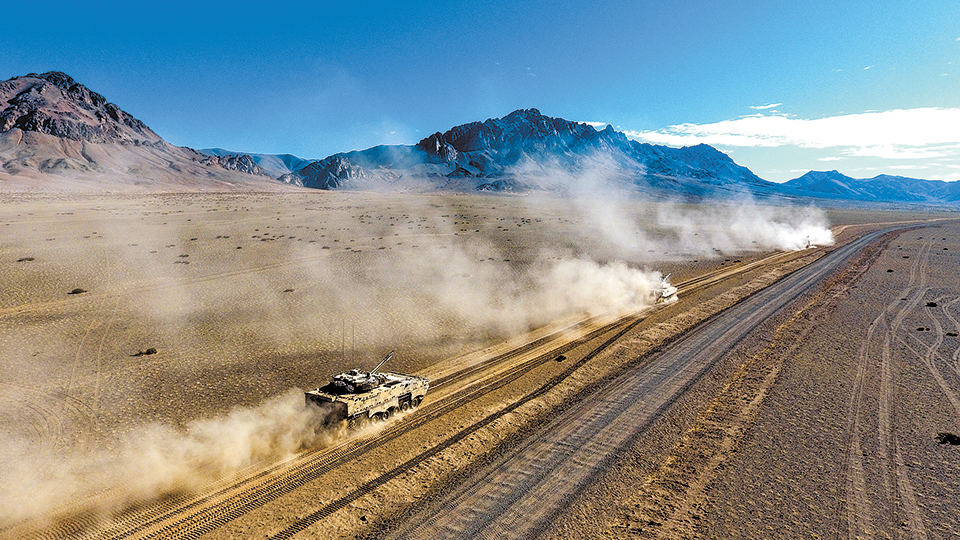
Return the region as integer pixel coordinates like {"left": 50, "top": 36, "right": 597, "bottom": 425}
{"left": 0, "top": 189, "right": 954, "bottom": 538}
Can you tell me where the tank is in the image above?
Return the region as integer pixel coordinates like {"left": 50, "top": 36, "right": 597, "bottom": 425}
{"left": 656, "top": 273, "right": 678, "bottom": 303}
{"left": 304, "top": 351, "right": 429, "bottom": 430}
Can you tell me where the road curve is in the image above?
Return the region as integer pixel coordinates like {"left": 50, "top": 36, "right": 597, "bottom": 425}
{"left": 385, "top": 227, "right": 908, "bottom": 540}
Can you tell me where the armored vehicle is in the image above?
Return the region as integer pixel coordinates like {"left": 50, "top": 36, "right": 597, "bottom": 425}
{"left": 305, "top": 351, "right": 429, "bottom": 429}
{"left": 656, "top": 273, "right": 678, "bottom": 303}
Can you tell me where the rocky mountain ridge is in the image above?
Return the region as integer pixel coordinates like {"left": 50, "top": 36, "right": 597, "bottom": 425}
{"left": 288, "top": 108, "right": 773, "bottom": 197}
{"left": 199, "top": 148, "right": 312, "bottom": 178}
{"left": 0, "top": 71, "right": 162, "bottom": 145}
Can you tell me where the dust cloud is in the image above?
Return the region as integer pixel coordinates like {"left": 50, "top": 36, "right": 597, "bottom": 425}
{"left": 0, "top": 390, "right": 337, "bottom": 527}
{"left": 512, "top": 155, "right": 835, "bottom": 259}
{"left": 297, "top": 238, "right": 667, "bottom": 343}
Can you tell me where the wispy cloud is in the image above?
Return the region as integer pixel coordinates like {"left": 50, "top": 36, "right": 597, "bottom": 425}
{"left": 584, "top": 121, "right": 610, "bottom": 129}
{"left": 887, "top": 164, "right": 929, "bottom": 170}
{"left": 625, "top": 108, "right": 960, "bottom": 161}
{"left": 750, "top": 103, "right": 781, "bottom": 110}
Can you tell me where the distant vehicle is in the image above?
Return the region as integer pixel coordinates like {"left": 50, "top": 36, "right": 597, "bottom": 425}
{"left": 656, "top": 273, "right": 678, "bottom": 303}
{"left": 305, "top": 351, "right": 429, "bottom": 430}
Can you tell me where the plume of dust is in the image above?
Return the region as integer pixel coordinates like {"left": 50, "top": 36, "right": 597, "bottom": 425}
{"left": 510, "top": 154, "right": 835, "bottom": 257}
{"left": 654, "top": 201, "right": 835, "bottom": 253}
{"left": 297, "top": 226, "right": 667, "bottom": 343}
{"left": 0, "top": 390, "right": 341, "bottom": 527}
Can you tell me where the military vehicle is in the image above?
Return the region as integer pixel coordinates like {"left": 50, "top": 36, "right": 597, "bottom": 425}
{"left": 305, "top": 351, "right": 429, "bottom": 430}
{"left": 656, "top": 273, "right": 678, "bottom": 303}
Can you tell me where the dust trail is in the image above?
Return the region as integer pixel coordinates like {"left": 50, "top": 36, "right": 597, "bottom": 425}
{"left": 0, "top": 390, "right": 339, "bottom": 527}
{"left": 306, "top": 239, "right": 668, "bottom": 340}
{"left": 654, "top": 201, "right": 835, "bottom": 252}
{"left": 513, "top": 156, "right": 834, "bottom": 259}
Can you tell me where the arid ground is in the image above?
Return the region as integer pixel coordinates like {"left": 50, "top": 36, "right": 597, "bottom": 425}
{"left": 0, "top": 191, "right": 955, "bottom": 539}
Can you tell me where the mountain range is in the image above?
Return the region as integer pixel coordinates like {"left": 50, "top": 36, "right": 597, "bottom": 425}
{"left": 779, "top": 170, "right": 960, "bottom": 204}
{"left": 1, "top": 71, "right": 957, "bottom": 205}
{"left": 279, "top": 108, "right": 773, "bottom": 200}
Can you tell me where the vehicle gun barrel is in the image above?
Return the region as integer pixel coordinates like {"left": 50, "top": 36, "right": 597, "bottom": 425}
{"left": 371, "top": 350, "right": 394, "bottom": 374}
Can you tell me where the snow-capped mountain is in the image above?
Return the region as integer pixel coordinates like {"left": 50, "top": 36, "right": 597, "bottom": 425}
{"left": 289, "top": 108, "right": 774, "bottom": 196}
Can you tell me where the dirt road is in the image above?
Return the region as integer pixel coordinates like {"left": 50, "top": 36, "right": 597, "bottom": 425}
{"left": 383, "top": 227, "right": 907, "bottom": 539}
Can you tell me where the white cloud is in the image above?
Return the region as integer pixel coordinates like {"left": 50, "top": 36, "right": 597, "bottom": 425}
{"left": 626, "top": 108, "right": 960, "bottom": 182}
{"left": 886, "top": 164, "right": 929, "bottom": 170}
{"left": 627, "top": 108, "right": 960, "bottom": 159}
{"left": 843, "top": 145, "right": 952, "bottom": 160}
{"left": 750, "top": 103, "right": 782, "bottom": 110}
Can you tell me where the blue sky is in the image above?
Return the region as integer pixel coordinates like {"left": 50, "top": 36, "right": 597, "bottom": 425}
{"left": 2, "top": 0, "right": 958, "bottom": 182}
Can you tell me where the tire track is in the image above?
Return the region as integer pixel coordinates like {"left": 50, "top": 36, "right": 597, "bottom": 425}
{"left": 941, "top": 297, "right": 960, "bottom": 376}
{"left": 842, "top": 238, "right": 932, "bottom": 539}
{"left": 898, "top": 295, "right": 960, "bottom": 417}
{"left": 843, "top": 296, "right": 885, "bottom": 539}
{"left": 879, "top": 240, "right": 930, "bottom": 539}
{"left": 91, "top": 309, "right": 120, "bottom": 412}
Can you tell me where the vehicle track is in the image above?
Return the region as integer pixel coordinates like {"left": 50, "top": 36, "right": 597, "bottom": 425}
{"left": 841, "top": 238, "right": 933, "bottom": 539}
{"left": 904, "top": 295, "right": 960, "bottom": 417}
{"left": 943, "top": 297, "right": 960, "bottom": 376}
{"left": 129, "top": 314, "right": 649, "bottom": 540}
{"left": 842, "top": 299, "right": 882, "bottom": 538}
{"left": 879, "top": 241, "right": 929, "bottom": 539}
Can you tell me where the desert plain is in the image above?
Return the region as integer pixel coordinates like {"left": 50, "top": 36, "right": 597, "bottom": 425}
{"left": 0, "top": 190, "right": 957, "bottom": 539}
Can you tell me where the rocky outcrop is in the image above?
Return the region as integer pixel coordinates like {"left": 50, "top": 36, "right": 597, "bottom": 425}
{"left": 277, "top": 173, "right": 304, "bottom": 187}
{"left": 295, "top": 155, "right": 367, "bottom": 189}
{"left": 201, "top": 154, "right": 268, "bottom": 176}
{"left": 0, "top": 71, "right": 161, "bottom": 144}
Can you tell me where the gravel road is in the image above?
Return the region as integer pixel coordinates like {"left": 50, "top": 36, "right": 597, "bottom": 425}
{"left": 385, "top": 227, "right": 901, "bottom": 540}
